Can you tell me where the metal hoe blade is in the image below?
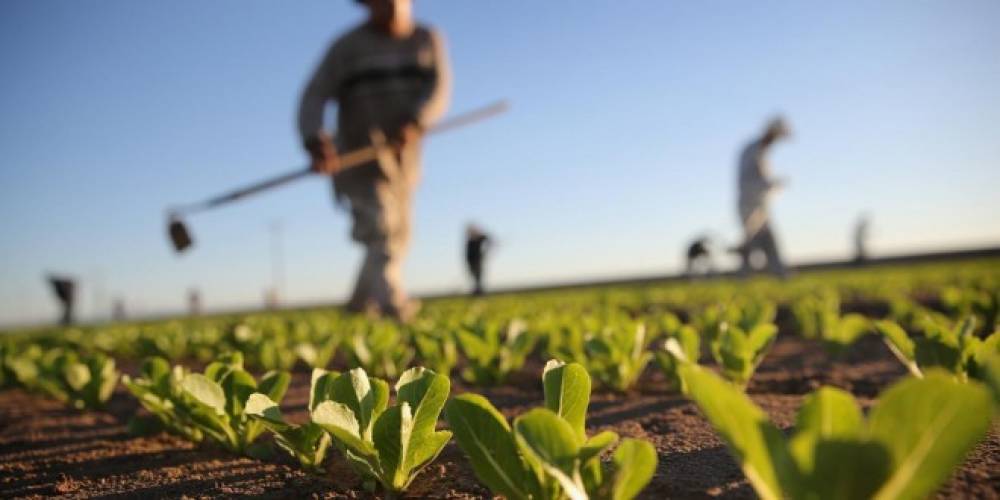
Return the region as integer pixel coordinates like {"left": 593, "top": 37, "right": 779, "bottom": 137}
{"left": 168, "top": 216, "right": 193, "bottom": 253}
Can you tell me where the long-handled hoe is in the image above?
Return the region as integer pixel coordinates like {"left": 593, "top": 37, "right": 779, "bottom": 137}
{"left": 167, "top": 100, "right": 508, "bottom": 253}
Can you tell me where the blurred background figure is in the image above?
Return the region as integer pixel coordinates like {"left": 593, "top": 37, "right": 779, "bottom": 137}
{"left": 46, "top": 275, "right": 76, "bottom": 325}
{"left": 112, "top": 298, "right": 126, "bottom": 321}
{"left": 465, "top": 224, "right": 492, "bottom": 296}
{"left": 298, "top": 0, "right": 451, "bottom": 322}
{"left": 854, "top": 213, "right": 871, "bottom": 264}
{"left": 264, "top": 288, "right": 279, "bottom": 310}
{"left": 685, "top": 235, "right": 715, "bottom": 278}
{"left": 188, "top": 288, "right": 202, "bottom": 316}
{"left": 735, "top": 117, "right": 791, "bottom": 278}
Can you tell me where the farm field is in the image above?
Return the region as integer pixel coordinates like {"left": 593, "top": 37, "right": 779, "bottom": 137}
{"left": 1, "top": 259, "right": 998, "bottom": 499}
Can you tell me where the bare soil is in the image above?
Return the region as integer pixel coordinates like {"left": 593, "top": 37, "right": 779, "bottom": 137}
{"left": 1, "top": 334, "right": 997, "bottom": 499}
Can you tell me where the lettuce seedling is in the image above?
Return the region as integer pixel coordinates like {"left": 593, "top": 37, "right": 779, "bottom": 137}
{"left": 876, "top": 316, "right": 999, "bottom": 383}
{"left": 695, "top": 299, "right": 776, "bottom": 344}
{"left": 792, "top": 292, "right": 872, "bottom": 354}
{"left": 293, "top": 334, "right": 340, "bottom": 369}
{"left": 583, "top": 321, "right": 653, "bottom": 392}
{"left": 348, "top": 321, "right": 415, "bottom": 379}
{"left": 185, "top": 353, "right": 290, "bottom": 454}
{"left": 708, "top": 322, "right": 777, "bottom": 388}
{"left": 678, "top": 363, "right": 994, "bottom": 500}
{"left": 940, "top": 285, "right": 999, "bottom": 333}
{"left": 57, "top": 350, "right": 119, "bottom": 409}
{"left": 654, "top": 325, "right": 700, "bottom": 393}
{"left": 244, "top": 368, "right": 338, "bottom": 472}
{"left": 445, "top": 360, "right": 658, "bottom": 500}
{"left": 123, "top": 356, "right": 204, "bottom": 442}
{"left": 412, "top": 330, "right": 458, "bottom": 377}
{"left": 545, "top": 314, "right": 600, "bottom": 365}
{"left": 457, "top": 319, "right": 538, "bottom": 385}
{"left": 310, "top": 366, "right": 452, "bottom": 495}
{"left": 10, "top": 347, "right": 119, "bottom": 410}
{"left": 132, "top": 352, "right": 291, "bottom": 454}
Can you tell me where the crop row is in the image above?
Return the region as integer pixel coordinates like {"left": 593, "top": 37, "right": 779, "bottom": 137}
{"left": 0, "top": 261, "right": 998, "bottom": 498}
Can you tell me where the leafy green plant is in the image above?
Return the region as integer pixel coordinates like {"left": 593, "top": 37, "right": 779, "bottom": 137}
{"left": 127, "top": 353, "right": 290, "bottom": 454}
{"left": 244, "top": 368, "right": 336, "bottom": 472}
{"left": 348, "top": 321, "right": 415, "bottom": 379}
{"left": 677, "top": 363, "right": 994, "bottom": 500}
{"left": 445, "top": 360, "right": 658, "bottom": 500}
{"left": 703, "top": 321, "right": 777, "bottom": 388}
{"left": 792, "top": 292, "right": 872, "bottom": 354}
{"left": 293, "top": 334, "right": 340, "bottom": 370}
{"left": 940, "top": 285, "right": 999, "bottom": 333}
{"left": 6, "top": 347, "right": 118, "bottom": 410}
{"left": 876, "top": 316, "right": 999, "bottom": 382}
{"left": 457, "top": 318, "right": 538, "bottom": 385}
{"left": 583, "top": 320, "right": 653, "bottom": 391}
{"left": 412, "top": 329, "right": 458, "bottom": 377}
{"left": 123, "top": 356, "right": 204, "bottom": 441}
{"left": 545, "top": 313, "right": 599, "bottom": 365}
{"left": 695, "top": 299, "right": 776, "bottom": 343}
{"left": 309, "top": 366, "right": 451, "bottom": 495}
{"left": 654, "top": 324, "right": 700, "bottom": 393}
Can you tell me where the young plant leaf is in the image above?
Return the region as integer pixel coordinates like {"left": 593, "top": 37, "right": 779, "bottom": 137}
{"left": 869, "top": 372, "right": 993, "bottom": 500}
{"left": 543, "top": 359, "right": 591, "bottom": 443}
{"left": 678, "top": 364, "right": 791, "bottom": 500}
{"left": 445, "top": 394, "right": 539, "bottom": 500}
{"left": 609, "top": 438, "right": 658, "bottom": 500}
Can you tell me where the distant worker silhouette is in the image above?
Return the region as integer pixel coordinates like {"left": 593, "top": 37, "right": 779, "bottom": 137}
{"left": 735, "top": 117, "right": 791, "bottom": 278}
{"left": 188, "top": 288, "right": 201, "bottom": 316}
{"left": 47, "top": 275, "right": 76, "bottom": 325}
{"left": 465, "top": 224, "right": 492, "bottom": 296}
{"left": 298, "top": 0, "right": 451, "bottom": 321}
{"left": 685, "top": 236, "right": 715, "bottom": 277}
{"left": 854, "top": 213, "right": 871, "bottom": 264}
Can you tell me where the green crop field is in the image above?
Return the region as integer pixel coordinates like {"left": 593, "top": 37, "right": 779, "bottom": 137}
{"left": 1, "top": 258, "right": 998, "bottom": 499}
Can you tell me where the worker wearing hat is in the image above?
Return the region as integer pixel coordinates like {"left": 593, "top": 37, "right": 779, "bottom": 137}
{"left": 298, "top": 0, "right": 451, "bottom": 321}
{"left": 735, "top": 116, "right": 790, "bottom": 277}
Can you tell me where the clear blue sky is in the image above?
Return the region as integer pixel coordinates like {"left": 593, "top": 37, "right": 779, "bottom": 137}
{"left": 2, "top": 1, "right": 998, "bottom": 325}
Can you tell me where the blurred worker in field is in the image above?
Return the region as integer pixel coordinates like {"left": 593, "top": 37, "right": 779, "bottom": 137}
{"left": 47, "top": 275, "right": 76, "bottom": 325}
{"left": 188, "top": 288, "right": 202, "bottom": 316}
{"left": 735, "top": 117, "right": 791, "bottom": 278}
{"left": 298, "top": 0, "right": 451, "bottom": 321}
{"left": 112, "top": 298, "right": 127, "bottom": 322}
{"left": 685, "top": 236, "right": 715, "bottom": 278}
{"left": 465, "top": 224, "right": 492, "bottom": 296}
{"left": 854, "top": 213, "right": 871, "bottom": 264}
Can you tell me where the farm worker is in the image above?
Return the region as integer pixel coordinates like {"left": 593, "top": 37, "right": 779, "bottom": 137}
{"left": 298, "top": 0, "right": 451, "bottom": 321}
{"left": 47, "top": 275, "right": 76, "bottom": 325}
{"left": 854, "top": 213, "right": 871, "bottom": 264}
{"left": 736, "top": 117, "right": 791, "bottom": 278}
{"left": 465, "top": 224, "right": 492, "bottom": 296}
{"left": 685, "top": 236, "right": 714, "bottom": 277}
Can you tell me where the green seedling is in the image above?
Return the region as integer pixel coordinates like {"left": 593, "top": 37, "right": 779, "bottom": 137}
{"left": 654, "top": 324, "right": 700, "bottom": 393}
{"left": 244, "top": 368, "right": 338, "bottom": 472}
{"left": 792, "top": 292, "right": 872, "bottom": 354}
{"left": 446, "top": 360, "right": 658, "bottom": 500}
{"left": 10, "top": 347, "right": 118, "bottom": 410}
{"left": 876, "top": 316, "right": 999, "bottom": 383}
{"left": 457, "top": 318, "right": 538, "bottom": 385}
{"left": 678, "top": 363, "right": 993, "bottom": 500}
{"left": 310, "top": 366, "right": 451, "bottom": 496}
{"left": 708, "top": 322, "right": 777, "bottom": 388}
{"left": 583, "top": 320, "right": 653, "bottom": 392}
{"left": 127, "top": 352, "right": 290, "bottom": 455}
{"left": 348, "top": 321, "right": 415, "bottom": 379}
